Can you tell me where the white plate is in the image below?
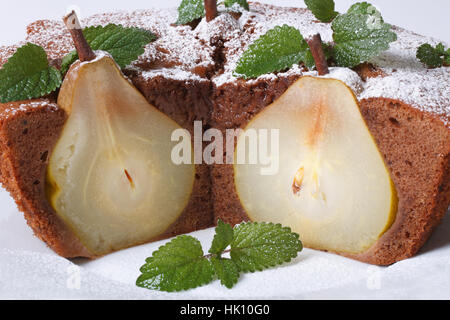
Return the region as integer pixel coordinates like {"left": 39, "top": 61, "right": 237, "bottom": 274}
{"left": 1, "top": 186, "right": 449, "bottom": 299}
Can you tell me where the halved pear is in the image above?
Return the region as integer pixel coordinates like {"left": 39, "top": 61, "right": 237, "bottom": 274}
{"left": 47, "top": 53, "right": 195, "bottom": 256}
{"left": 234, "top": 76, "right": 397, "bottom": 254}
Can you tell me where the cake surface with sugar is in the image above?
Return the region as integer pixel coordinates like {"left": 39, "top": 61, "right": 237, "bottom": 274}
{"left": 23, "top": 8, "right": 216, "bottom": 81}
{"left": 208, "top": 2, "right": 449, "bottom": 126}
{"left": 0, "top": 2, "right": 448, "bottom": 264}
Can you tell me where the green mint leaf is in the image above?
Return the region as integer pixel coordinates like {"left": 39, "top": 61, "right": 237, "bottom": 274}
{"left": 211, "top": 257, "right": 240, "bottom": 289}
{"left": 230, "top": 222, "right": 303, "bottom": 273}
{"left": 61, "top": 24, "right": 155, "bottom": 73}
{"left": 224, "top": 0, "right": 249, "bottom": 11}
{"left": 176, "top": 0, "right": 205, "bottom": 25}
{"left": 235, "top": 25, "right": 312, "bottom": 79}
{"left": 209, "top": 219, "right": 234, "bottom": 255}
{"left": 304, "top": 0, "right": 338, "bottom": 23}
{"left": 60, "top": 50, "right": 78, "bottom": 75}
{"left": 332, "top": 12, "right": 397, "bottom": 67}
{"left": 0, "top": 43, "right": 62, "bottom": 103}
{"left": 347, "top": 2, "right": 383, "bottom": 22}
{"left": 84, "top": 25, "right": 155, "bottom": 68}
{"left": 416, "top": 43, "right": 444, "bottom": 68}
{"left": 435, "top": 43, "right": 445, "bottom": 55}
{"left": 444, "top": 54, "right": 450, "bottom": 66}
{"left": 136, "top": 235, "right": 215, "bottom": 292}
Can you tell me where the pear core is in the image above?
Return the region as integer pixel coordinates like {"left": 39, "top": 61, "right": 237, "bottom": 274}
{"left": 234, "top": 76, "right": 397, "bottom": 254}
{"left": 47, "top": 54, "right": 195, "bottom": 255}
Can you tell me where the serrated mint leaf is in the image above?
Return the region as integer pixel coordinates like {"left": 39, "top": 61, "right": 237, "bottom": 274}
{"left": 0, "top": 43, "right": 62, "bottom": 103}
{"left": 304, "top": 50, "right": 316, "bottom": 70}
{"left": 211, "top": 257, "right": 240, "bottom": 289}
{"left": 348, "top": 2, "right": 382, "bottom": 20}
{"left": 332, "top": 12, "right": 397, "bottom": 67}
{"left": 416, "top": 42, "right": 450, "bottom": 68}
{"left": 209, "top": 219, "right": 234, "bottom": 255}
{"left": 230, "top": 222, "right": 303, "bottom": 273}
{"left": 416, "top": 43, "right": 443, "bottom": 68}
{"left": 235, "top": 25, "right": 312, "bottom": 79}
{"left": 61, "top": 24, "right": 155, "bottom": 73}
{"left": 85, "top": 25, "right": 155, "bottom": 67}
{"left": 224, "top": 0, "right": 249, "bottom": 11}
{"left": 435, "top": 43, "right": 445, "bottom": 55}
{"left": 304, "top": 0, "right": 338, "bottom": 23}
{"left": 176, "top": 0, "right": 205, "bottom": 25}
{"left": 136, "top": 235, "right": 214, "bottom": 292}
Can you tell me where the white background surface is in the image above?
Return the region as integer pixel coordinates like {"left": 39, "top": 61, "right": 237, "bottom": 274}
{"left": 0, "top": 0, "right": 449, "bottom": 300}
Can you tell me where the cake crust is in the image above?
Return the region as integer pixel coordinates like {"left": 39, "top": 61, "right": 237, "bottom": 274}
{"left": 0, "top": 99, "right": 91, "bottom": 257}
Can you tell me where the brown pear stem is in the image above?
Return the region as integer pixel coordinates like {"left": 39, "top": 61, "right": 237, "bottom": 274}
{"left": 307, "top": 34, "right": 329, "bottom": 76}
{"left": 63, "top": 11, "right": 96, "bottom": 62}
{"left": 204, "top": 0, "right": 218, "bottom": 22}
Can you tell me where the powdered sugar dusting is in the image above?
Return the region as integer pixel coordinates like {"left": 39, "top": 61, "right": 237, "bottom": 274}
{"left": 320, "top": 67, "right": 364, "bottom": 95}
{"left": 361, "top": 27, "right": 450, "bottom": 125}
{"left": 0, "top": 100, "right": 59, "bottom": 119}
{"left": 195, "top": 12, "right": 241, "bottom": 43}
{"left": 24, "top": 8, "right": 215, "bottom": 81}
{"left": 209, "top": 2, "right": 449, "bottom": 126}
{"left": 139, "top": 68, "right": 208, "bottom": 82}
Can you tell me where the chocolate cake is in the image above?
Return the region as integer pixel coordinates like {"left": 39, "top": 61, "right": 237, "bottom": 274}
{"left": 0, "top": 2, "right": 448, "bottom": 265}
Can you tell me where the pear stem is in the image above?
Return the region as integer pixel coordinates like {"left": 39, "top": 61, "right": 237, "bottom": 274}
{"left": 63, "top": 11, "right": 96, "bottom": 62}
{"left": 307, "top": 34, "right": 329, "bottom": 76}
{"left": 204, "top": 0, "right": 218, "bottom": 22}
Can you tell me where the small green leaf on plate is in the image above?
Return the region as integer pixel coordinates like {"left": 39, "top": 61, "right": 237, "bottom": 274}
{"left": 230, "top": 222, "right": 303, "bottom": 273}
{"left": 136, "top": 235, "right": 215, "bottom": 292}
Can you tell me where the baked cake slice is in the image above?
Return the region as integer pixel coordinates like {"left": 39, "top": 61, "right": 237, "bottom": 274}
{"left": 0, "top": 8, "right": 217, "bottom": 258}
{"left": 0, "top": 2, "right": 448, "bottom": 265}
{"left": 208, "top": 3, "right": 449, "bottom": 265}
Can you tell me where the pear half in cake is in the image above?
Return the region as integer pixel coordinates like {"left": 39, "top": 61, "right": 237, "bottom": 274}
{"left": 46, "top": 12, "right": 195, "bottom": 256}
{"left": 234, "top": 76, "right": 398, "bottom": 254}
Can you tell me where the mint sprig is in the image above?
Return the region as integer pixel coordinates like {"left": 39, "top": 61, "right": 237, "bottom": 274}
{"left": 61, "top": 24, "right": 156, "bottom": 74}
{"left": 304, "top": 0, "right": 338, "bottom": 23}
{"left": 235, "top": 25, "right": 314, "bottom": 79}
{"left": 136, "top": 220, "right": 303, "bottom": 292}
{"left": 416, "top": 43, "right": 450, "bottom": 68}
{"left": 234, "top": 1, "right": 397, "bottom": 77}
{"left": 332, "top": 11, "right": 397, "bottom": 67}
{"left": 0, "top": 43, "right": 62, "bottom": 103}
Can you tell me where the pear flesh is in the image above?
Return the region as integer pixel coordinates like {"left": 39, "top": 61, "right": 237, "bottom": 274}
{"left": 47, "top": 53, "right": 194, "bottom": 255}
{"left": 234, "top": 76, "right": 397, "bottom": 254}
